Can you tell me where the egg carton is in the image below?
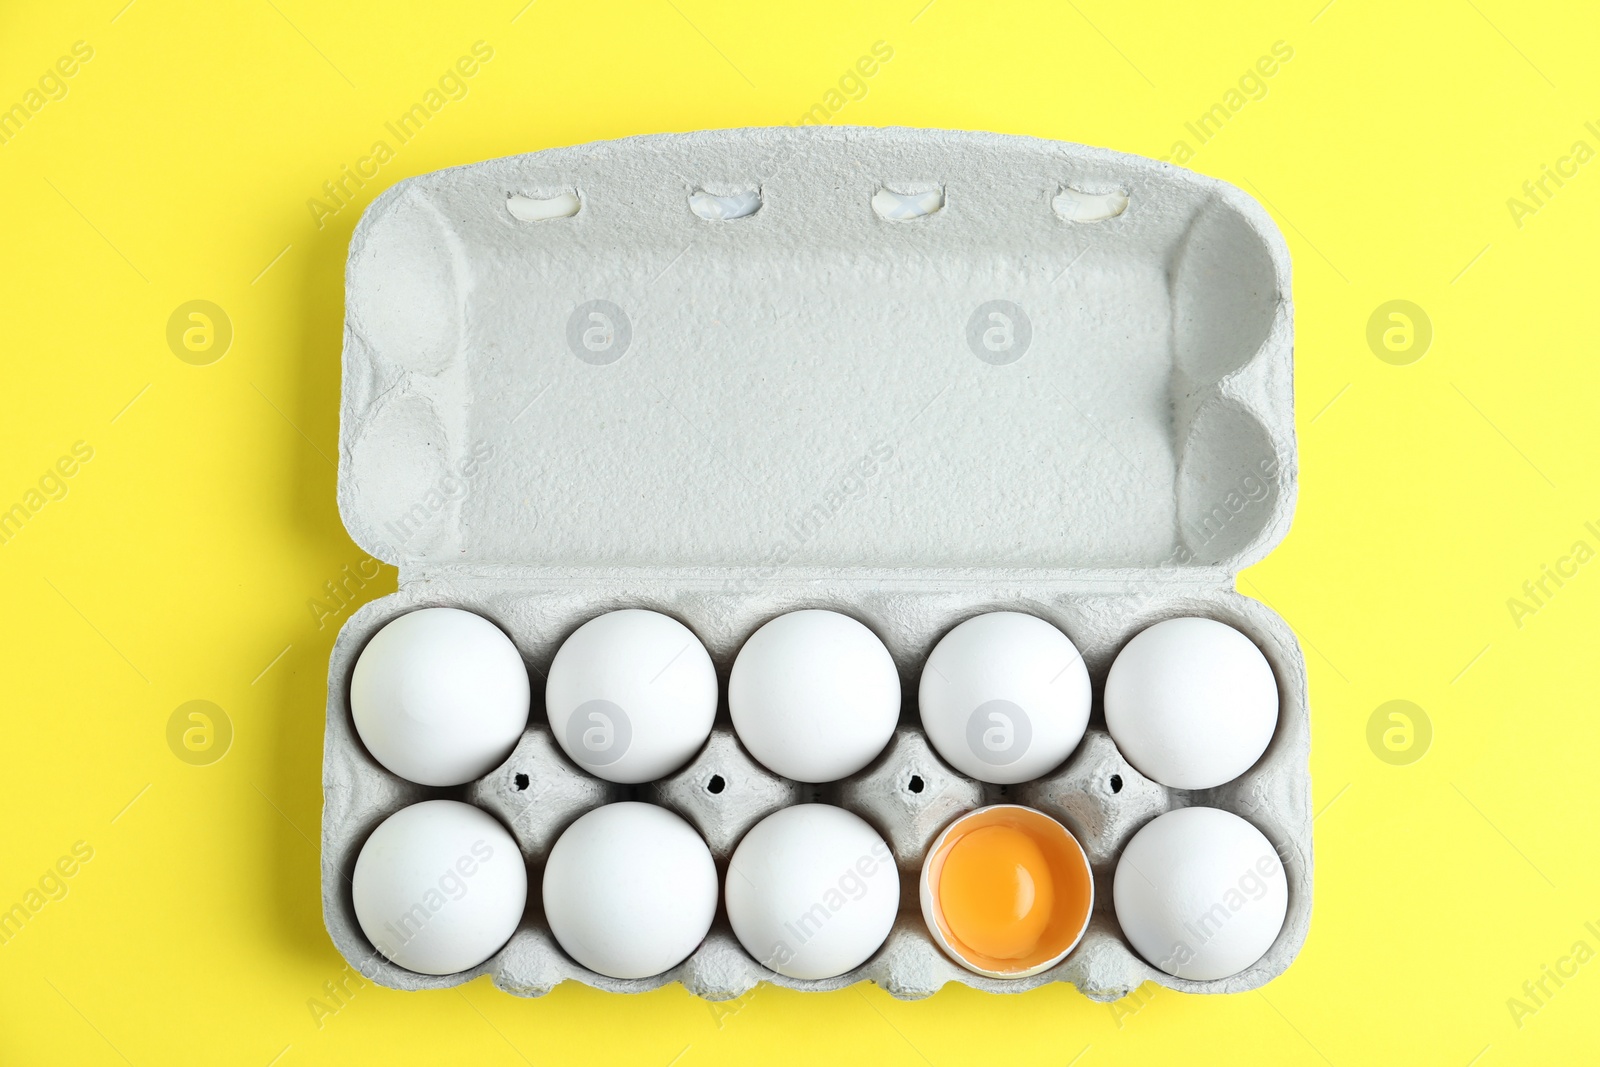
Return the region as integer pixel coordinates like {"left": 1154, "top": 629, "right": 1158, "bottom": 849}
{"left": 321, "top": 127, "right": 1308, "bottom": 1002}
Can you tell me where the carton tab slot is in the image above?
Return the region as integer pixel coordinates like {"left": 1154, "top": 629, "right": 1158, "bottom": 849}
{"left": 1053, "top": 186, "right": 1129, "bottom": 222}
{"left": 872, "top": 186, "right": 945, "bottom": 220}
{"left": 689, "top": 188, "right": 762, "bottom": 220}
{"left": 507, "top": 190, "right": 581, "bottom": 221}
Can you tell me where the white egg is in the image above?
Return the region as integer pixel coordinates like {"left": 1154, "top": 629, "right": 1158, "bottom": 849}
{"left": 729, "top": 610, "right": 900, "bottom": 783}
{"left": 352, "top": 800, "right": 527, "bottom": 975}
{"left": 918, "top": 612, "right": 1091, "bottom": 784}
{"left": 351, "top": 608, "right": 530, "bottom": 787}
{"left": 725, "top": 804, "right": 900, "bottom": 980}
{"left": 545, "top": 609, "right": 717, "bottom": 784}
{"left": 542, "top": 802, "right": 718, "bottom": 979}
{"left": 1104, "top": 617, "right": 1278, "bottom": 789}
{"left": 1112, "top": 806, "right": 1288, "bottom": 980}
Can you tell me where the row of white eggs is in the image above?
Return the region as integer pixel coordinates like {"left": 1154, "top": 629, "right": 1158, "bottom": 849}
{"left": 351, "top": 606, "right": 1281, "bottom": 794}
{"left": 353, "top": 794, "right": 1287, "bottom": 986}
{"left": 346, "top": 605, "right": 1289, "bottom": 989}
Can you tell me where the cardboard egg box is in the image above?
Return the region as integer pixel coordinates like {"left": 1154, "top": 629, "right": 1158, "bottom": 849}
{"left": 321, "top": 126, "right": 1309, "bottom": 1002}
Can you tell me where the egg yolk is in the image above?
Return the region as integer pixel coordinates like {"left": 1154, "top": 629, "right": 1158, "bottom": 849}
{"left": 938, "top": 824, "right": 1055, "bottom": 960}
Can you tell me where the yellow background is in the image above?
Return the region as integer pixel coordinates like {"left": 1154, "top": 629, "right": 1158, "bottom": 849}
{"left": 2, "top": 0, "right": 1596, "bottom": 1063}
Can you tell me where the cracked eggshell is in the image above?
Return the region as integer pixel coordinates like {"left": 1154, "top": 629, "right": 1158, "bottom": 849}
{"left": 919, "top": 805, "right": 1094, "bottom": 979}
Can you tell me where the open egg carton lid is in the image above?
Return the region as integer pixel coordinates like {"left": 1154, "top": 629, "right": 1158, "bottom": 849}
{"left": 336, "top": 125, "right": 1293, "bottom": 582}
{"left": 324, "top": 126, "right": 1307, "bottom": 1001}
